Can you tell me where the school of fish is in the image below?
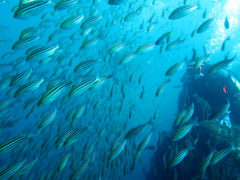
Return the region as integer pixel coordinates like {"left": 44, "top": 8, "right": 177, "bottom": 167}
{"left": 0, "top": 0, "right": 239, "bottom": 179}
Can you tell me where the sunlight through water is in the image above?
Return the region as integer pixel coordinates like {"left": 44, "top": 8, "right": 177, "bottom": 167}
{"left": 210, "top": 0, "right": 240, "bottom": 54}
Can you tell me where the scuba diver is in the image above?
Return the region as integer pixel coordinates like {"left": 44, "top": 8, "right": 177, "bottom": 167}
{"left": 178, "top": 53, "right": 240, "bottom": 127}
{"left": 146, "top": 54, "right": 240, "bottom": 180}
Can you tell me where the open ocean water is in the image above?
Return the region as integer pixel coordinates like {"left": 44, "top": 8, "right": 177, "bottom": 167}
{"left": 1, "top": 0, "right": 240, "bottom": 179}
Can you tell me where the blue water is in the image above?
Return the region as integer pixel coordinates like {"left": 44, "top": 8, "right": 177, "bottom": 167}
{"left": 0, "top": 0, "right": 240, "bottom": 179}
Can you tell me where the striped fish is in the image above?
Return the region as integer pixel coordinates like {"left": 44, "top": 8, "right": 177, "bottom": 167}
{"left": 89, "top": 75, "right": 112, "bottom": 89}
{"left": 200, "top": 151, "right": 215, "bottom": 178}
{"left": 165, "top": 61, "right": 185, "bottom": 76}
{"left": 81, "top": 144, "right": 94, "bottom": 160}
{"left": 12, "top": 35, "right": 39, "bottom": 50}
{"left": 80, "top": 16, "right": 102, "bottom": 29}
{"left": 0, "top": 160, "right": 26, "bottom": 179}
{"left": 80, "top": 37, "right": 99, "bottom": 49}
{"left": 68, "top": 79, "right": 96, "bottom": 97}
{"left": 81, "top": 27, "right": 93, "bottom": 36}
{"left": 165, "top": 38, "right": 185, "bottom": 51}
{"left": 55, "top": 0, "right": 78, "bottom": 10}
{"left": 110, "top": 43, "right": 125, "bottom": 54}
{"left": 211, "top": 146, "right": 235, "bottom": 165}
{"left": 135, "top": 43, "right": 155, "bottom": 54}
{"left": 173, "top": 109, "right": 187, "bottom": 127}
{"left": 172, "top": 122, "right": 194, "bottom": 142}
{"left": 155, "top": 31, "right": 172, "bottom": 45}
{"left": 197, "top": 17, "right": 214, "bottom": 34}
{"left": 108, "top": 140, "right": 127, "bottom": 162}
{"left": 169, "top": 5, "right": 198, "bottom": 20}
{"left": 111, "top": 136, "right": 121, "bottom": 152}
{"left": 124, "top": 11, "right": 137, "bottom": 22}
{"left": 221, "top": 36, "right": 230, "bottom": 51}
{"left": 137, "top": 131, "right": 152, "bottom": 152}
{"left": 46, "top": 80, "right": 61, "bottom": 91}
{"left": 132, "top": 132, "right": 152, "bottom": 169}
{"left": 80, "top": 143, "right": 92, "bottom": 160}
{"left": 73, "top": 59, "right": 97, "bottom": 73}
{"left": 208, "top": 59, "right": 234, "bottom": 74}
{"left": 10, "top": 69, "right": 32, "bottom": 86}
{"left": 57, "top": 153, "right": 71, "bottom": 173}
{"left": 19, "top": 27, "right": 38, "bottom": 39}
{"left": 71, "top": 105, "right": 86, "bottom": 127}
{"left": 124, "top": 119, "right": 152, "bottom": 139}
{"left": 26, "top": 44, "right": 59, "bottom": 61}
{"left": 55, "top": 129, "right": 75, "bottom": 148}
{"left": 9, "top": 159, "right": 38, "bottom": 179}
{"left": 155, "top": 79, "right": 170, "bottom": 97}
{"left": 230, "top": 72, "right": 240, "bottom": 92}
{"left": 63, "top": 127, "right": 88, "bottom": 146}
{"left": 70, "top": 159, "right": 89, "bottom": 180}
{"left": 60, "top": 15, "right": 84, "bottom": 29}
{"left": 180, "top": 103, "right": 194, "bottom": 125}
{"left": 72, "top": 105, "right": 85, "bottom": 121}
{"left": 209, "top": 100, "right": 230, "bottom": 120}
{"left": 14, "top": 78, "right": 44, "bottom": 97}
{"left": 38, "top": 109, "right": 57, "bottom": 129}
{"left": 169, "top": 147, "right": 192, "bottom": 167}
{"left": 25, "top": 45, "right": 39, "bottom": 55}
{"left": 0, "top": 135, "right": 28, "bottom": 153}
{"left": 147, "top": 23, "right": 154, "bottom": 33}
{"left": 37, "top": 82, "right": 71, "bottom": 106}
{"left": 194, "top": 53, "right": 210, "bottom": 69}
{"left": 119, "top": 52, "right": 135, "bottom": 65}
{"left": 14, "top": 0, "right": 50, "bottom": 19}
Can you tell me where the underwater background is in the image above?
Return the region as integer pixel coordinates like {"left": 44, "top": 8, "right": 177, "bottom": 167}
{"left": 0, "top": 0, "right": 240, "bottom": 179}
